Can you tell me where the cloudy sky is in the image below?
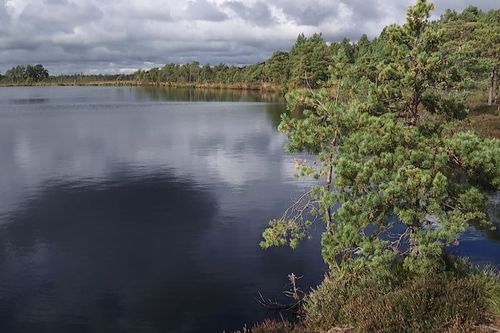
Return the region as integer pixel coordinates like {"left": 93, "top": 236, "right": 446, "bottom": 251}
{"left": 0, "top": 0, "right": 497, "bottom": 74}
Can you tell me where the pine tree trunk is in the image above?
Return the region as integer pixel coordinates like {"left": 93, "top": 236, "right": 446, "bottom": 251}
{"left": 488, "top": 70, "right": 494, "bottom": 106}
{"left": 326, "top": 161, "right": 333, "bottom": 231}
{"left": 494, "top": 68, "right": 498, "bottom": 105}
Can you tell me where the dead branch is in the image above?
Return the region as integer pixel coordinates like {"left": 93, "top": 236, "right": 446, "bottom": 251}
{"left": 256, "top": 274, "right": 305, "bottom": 314}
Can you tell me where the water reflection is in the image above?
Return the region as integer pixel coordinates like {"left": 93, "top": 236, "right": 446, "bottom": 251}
{"left": 0, "top": 97, "right": 293, "bottom": 216}
{"left": 1, "top": 173, "right": 213, "bottom": 332}
{"left": 0, "top": 87, "right": 323, "bottom": 333}
{"left": 135, "top": 86, "right": 284, "bottom": 104}
{"left": 135, "top": 86, "right": 286, "bottom": 128}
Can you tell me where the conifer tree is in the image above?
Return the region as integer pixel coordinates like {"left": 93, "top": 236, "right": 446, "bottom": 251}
{"left": 261, "top": 0, "right": 500, "bottom": 275}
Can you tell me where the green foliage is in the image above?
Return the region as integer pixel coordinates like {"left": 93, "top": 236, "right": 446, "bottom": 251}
{"left": 439, "top": 6, "right": 500, "bottom": 106}
{"left": 260, "top": 218, "right": 309, "bottom": 249}
{"left": 255, "top": 3, "right": 500, "bottom": 330}
{"left": 3, "top": 64, "right": 49, "bottom": 83}
{"left": 4, "top": 65, "right": 27, "bottom": 82}
{"left": 264, "top": 51, "right": 290, "bottom": 86}
{"left": 261, "top": 0, "right": 500, "bottom": 277}
{"left": 289, "top": 33, "right": 331, "bottom": 89}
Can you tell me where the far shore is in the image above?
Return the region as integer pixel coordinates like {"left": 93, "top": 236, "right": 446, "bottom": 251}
{"left": 0, "top": 80, "right": 283, "bottom": 92}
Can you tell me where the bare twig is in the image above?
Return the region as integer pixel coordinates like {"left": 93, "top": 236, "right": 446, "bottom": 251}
{"left": 256, "top": 274, "right": 305, "bottom": 314}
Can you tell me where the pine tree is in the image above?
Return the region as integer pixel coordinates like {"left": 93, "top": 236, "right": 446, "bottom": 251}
{"left": 261, "top": 0, "right": 500, "bottom": 276}
{"left": 289, "top": 33, "right": 331, "bottom": 88}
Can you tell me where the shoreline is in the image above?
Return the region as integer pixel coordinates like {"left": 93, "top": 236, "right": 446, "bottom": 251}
{"left": 0, "top": 80, "right": 284, "bottom": 92}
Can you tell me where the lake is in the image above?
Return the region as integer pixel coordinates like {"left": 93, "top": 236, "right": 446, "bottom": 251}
{"left": 0, "top": 86, "right": 498, "bottom": 333}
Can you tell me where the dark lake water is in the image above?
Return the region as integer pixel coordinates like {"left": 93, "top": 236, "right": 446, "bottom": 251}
{"left": 0, "top": 86, "right": 498, "bottom": 333}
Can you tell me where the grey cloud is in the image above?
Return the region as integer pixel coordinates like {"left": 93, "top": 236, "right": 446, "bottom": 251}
{"left": 224, "top": 1, "right": 276, "bottom": 26}
{"left": 339, "top": 0, "right": 387, "bottom": 23}
{"left": 19, "top": 0, "right": 103, "bottom": 32}
{"left": 273, "top": 0, "right": 340, "bottom": 26}
{"left": 0, "top": 38, "right": 41, "bottom": 51}
{"left": 107, "top": 3, "right": 172, "bottom": 22}
{"left": 184, "top": 0, "right": 228, "bottom": 21}
{"left": 0, "top": 0, "right": 497, "bottom": 74}
{"left": 0, "top": 0, "right": 7, "bottom": 17}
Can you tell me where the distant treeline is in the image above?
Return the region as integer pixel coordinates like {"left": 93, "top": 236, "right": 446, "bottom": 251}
{"left": 0, "top": 5, "right": 498, "bottom": 103}
{"left": 0, "top": 64, "right": 49, "bottom": 84}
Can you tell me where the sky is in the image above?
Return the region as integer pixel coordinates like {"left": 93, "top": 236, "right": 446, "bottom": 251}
{"left": 0, "top": 0, "right": 498, "bottom": 74}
